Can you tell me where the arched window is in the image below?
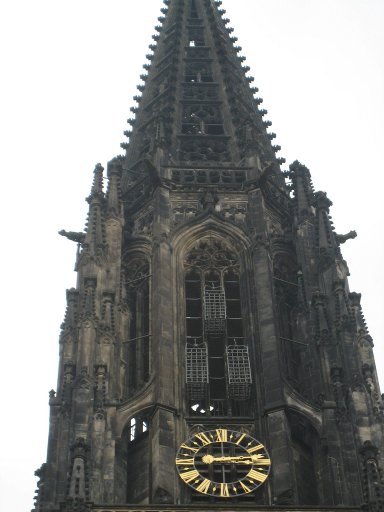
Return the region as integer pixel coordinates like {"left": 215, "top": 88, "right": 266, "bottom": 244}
{"left": 126, "top": 414, "right": 150, "bottom": 503}
{"left": 129, "top": 416, "right": 148, "bottom": 442}
{"left": 122, "top": 257, "right": 151, "bottom": 397}
{"left": 114, "top": 413, "right": 150, "bottom": 504}
{"left": 273, "top": 255, "right": 301, "bottom": 388}
{"left": 184, "top": 238, "right": 251, "bottom": 416}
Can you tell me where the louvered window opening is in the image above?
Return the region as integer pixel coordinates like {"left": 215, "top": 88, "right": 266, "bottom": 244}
{"left": 186, "top": 342, "right": 208, "bottom": 400}
{"left": 181, "top": 123, "right": 224, "bottom": 135}
{"left": 226, "top": 345, "right": 252, "bottom": 399}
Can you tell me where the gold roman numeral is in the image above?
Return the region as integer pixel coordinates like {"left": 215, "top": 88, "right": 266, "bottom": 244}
{"left": 235, "top": 433, "right": 246, "bottom": 445}
{"left": 180, "top": 443, "right": 199, "bottom": 453}
{"left": 239, "top": 480, "right": 252, "bottom": 493}
{"left": 220, "top": 483, "right": 230, "bottom": 497}
{"left": 196, "top": 479, "right": 211, "bottom": 494}
{"left": 180, "top": 469, "right": 199, "bottom": 483}
{"left": 195, "top": 432, "right": 211, "bottom": 446}
{"left": 256, "top": 458, "right": 271, "bottom": 466}
{"left": 247, "top": 469, "right": 267, "bottom": 483}
{"left": 216, "top": 428, "right": 228, "bottom": 442}
{"left": 247, "top": 443, "right": 264, "bottom": 454}
{"left": 175, "top": 458, "right": 194, "bottom": 465}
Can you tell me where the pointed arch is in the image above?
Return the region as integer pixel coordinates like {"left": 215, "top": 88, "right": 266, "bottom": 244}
{"left": 121, "top": 246, "right": 152, "bottom": 399}
{"left": 171, "top": 219, "right": 252, "bottom": 418}
{"left": 172, "top": 213, "right": 250, "bottom": 258}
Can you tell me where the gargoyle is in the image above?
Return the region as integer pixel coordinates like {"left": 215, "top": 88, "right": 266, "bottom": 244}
{"left": 335, "top": 230, "right": 357, "bottom": 245}
{"left": 59, "top": 229, "right": 86, "bottom": 243}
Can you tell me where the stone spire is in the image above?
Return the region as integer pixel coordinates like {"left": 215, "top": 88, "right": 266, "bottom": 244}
{"left": 121, "top": 0, "right": 283, "bottom": 191}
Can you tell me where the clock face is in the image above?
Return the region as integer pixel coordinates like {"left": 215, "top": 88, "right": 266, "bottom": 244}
{"left": 176, "top": 429, "right": 271, "bottom": 498}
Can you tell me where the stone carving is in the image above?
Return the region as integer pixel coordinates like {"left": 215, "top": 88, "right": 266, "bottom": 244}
{"left": 77, "top": 366, "right": 91, "bottom": 390}
{"left": 312, "top": 292, "right": 331, "bottom": 344}
{"left": 362, "top": 364, "right": 384, "bottom": 419}
{"left": 67, "top": 438, "right": 90, "bottom": 506}
{"left": 61, "top": 288, "right": 79, "bottom": 331}
{"left": 178, "top": 137, "right": 230, "bottom": 163}
{"left": 182, "top": 104, "right": 223, "bottom": 135}
{"left": 124, "top": 175, "right": 150, "bottom": 201}
{"left": 351, "top": 371, "right": 364, "bottom": 392}
{"left": 62, "top": 363, "right": 76, "bottom": 410}
{"left": 172, "top": 202, "right": 199, "bottom": 226}
{"left": 172, "top": 168, "right": 246, "bottom": 185}
{"left": 360, "top": 441, "right": 384, "bottom": 509}
{"left": 185, "top": 46, "right": 210, "bottom": 60}
{"left": 185, "top": 238, "right": 239, "bottom": 271}
{"left": 219, "top": 202, "right": 247, "bottom": 224}
{"left": 189, "top": 423, "right": 252, "bottom": 437}
{"left": 62, "top": 498, "right": 91, "bottom": 512}
{"left": 94, "top": 364, "right": 107, "bottom": 413}
{"left": 153, "top": 487, "right": 173, "bottom": 504}
{"left": 101, "top": 292, "right": 115, "bottom": 332}
{"left": 133, "top": 209, "right": 153, "bottom": 236}
{"left": 80, "top": 278, "right": 97, "bottom": 320}
{"left": 331, "top": 367, "right": 347, "bottom": 421}
{"left": 33, "top": 463, "right": 47, "bottom": 512}
{"left": 200, "top": 191, "right": 218, "bottom": 211}
{"left": 333, "top": 280, "right": 354, "bottom": 330}
{"left": 274, "top": 488, "right": 294, "bottom": 505}
{"left": 265, "top": 210, "right": 283, "bottom": 235}
{"left": 124, "top": 258, "right": 149, "bottom": 287}
{"left": 182, "top": 83, "right": 219, "bottom": 102}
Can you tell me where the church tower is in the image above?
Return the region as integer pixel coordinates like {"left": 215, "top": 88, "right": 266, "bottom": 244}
{"left": 34, "top": 1, "right": 384, "bottom": 511}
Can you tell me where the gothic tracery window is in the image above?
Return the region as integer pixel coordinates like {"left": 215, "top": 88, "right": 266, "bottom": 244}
{"left": 273, "top": 255, "right": 302, "bottom": 390}
{"left": 182, "top": 105, "right": 224, "bottom": 135}
{"left": 123, "top": 257, "right": 151, "bottom": 396}
{"left": 184, "top": 238, "right": 251, "bottom": 416}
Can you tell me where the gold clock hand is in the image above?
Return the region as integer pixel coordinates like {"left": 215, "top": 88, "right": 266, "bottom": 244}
{"left": 202, "top": 454, "right": 259, "bottom": 464}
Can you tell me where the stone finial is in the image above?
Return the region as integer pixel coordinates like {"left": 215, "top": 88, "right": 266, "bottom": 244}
{"left": 89, "top": 163, "right": 104, "bottom": 198}
{"left": 313, "top": 190, "right": 333, "bottom": 210}
{"left": 106, "top": 158, "right": 122, "bottom": 216}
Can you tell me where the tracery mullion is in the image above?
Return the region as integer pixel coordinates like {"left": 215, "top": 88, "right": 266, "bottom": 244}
{"left": 129, "top": 291, "right": 138, "bottom": 391}
{"left": 142, "top": 277, "right": 150, "bottom": 382}
{"left": 204, "top": 269, "right": 226, "bottom": 403}
{"left": 135, "top": 287, "right": 144, "bottom": 387}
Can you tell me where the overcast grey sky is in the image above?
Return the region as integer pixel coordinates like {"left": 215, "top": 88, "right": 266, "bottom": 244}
{"left": 0, "top": 1, "right": 383, "bottom": 510}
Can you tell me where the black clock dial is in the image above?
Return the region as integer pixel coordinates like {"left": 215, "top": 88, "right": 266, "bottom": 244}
{"left": 176, "top": 429, "right": 271, "bottom": 497}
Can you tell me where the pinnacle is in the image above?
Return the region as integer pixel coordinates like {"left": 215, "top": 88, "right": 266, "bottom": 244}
{"left": 88, "top": 163, "right": 105, "bottom": 201}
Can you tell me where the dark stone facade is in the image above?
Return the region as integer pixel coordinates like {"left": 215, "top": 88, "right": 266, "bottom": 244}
{"left": 33, "top": 1, "right": 384, "bottom": 511}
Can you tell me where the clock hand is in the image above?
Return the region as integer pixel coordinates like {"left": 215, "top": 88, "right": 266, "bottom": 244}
{"left": 202, "top": 454, "right": 265, "bottom": 464}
